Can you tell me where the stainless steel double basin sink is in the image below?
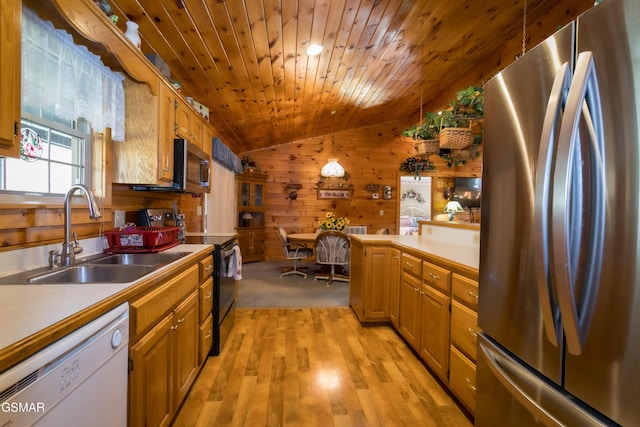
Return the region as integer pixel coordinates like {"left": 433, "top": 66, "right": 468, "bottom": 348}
{"left": 0, "top": 252, "right": 190, "bottom": 285}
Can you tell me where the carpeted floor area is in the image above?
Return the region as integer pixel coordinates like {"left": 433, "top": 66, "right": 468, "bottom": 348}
{"left": 236, "top": 260, "right": 349, "bottom": 308}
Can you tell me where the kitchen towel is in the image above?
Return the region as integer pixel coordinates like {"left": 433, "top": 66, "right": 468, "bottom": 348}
{"left": 227, "top": 245, "right": 243, "bottom": 280}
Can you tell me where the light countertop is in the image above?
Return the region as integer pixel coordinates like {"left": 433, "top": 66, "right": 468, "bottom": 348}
{"left": 0, "top": 244, "right": 212, "bottom": 371}
{"left": 350, "top": 234, "right": 479, "bottom": 271}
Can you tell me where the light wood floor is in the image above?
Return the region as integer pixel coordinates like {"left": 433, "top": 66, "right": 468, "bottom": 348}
{"left": 172, "top": 308, "right": 472, "bottom": 427}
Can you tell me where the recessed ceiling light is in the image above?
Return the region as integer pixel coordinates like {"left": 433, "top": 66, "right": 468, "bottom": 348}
{"left": 306, "top": 44, "right": 323, "bottom": 56}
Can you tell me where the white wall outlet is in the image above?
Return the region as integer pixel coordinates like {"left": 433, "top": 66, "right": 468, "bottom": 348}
{"left": 197, "top": 206, "right": 202, "bottom": 216}
{"left": 426, "top": 226, "right": 433, "bottom": 235}
{"left": 473, "top": 233, "right": 481, "bottom": 244}
{"left": 372, "top": 193, "right": 379, "bottom": 199}
{"left": 114, "top": 210, "right": 125, "bottom": 228}
{"left": 379, "top": 210, "right": 384, "bottom": 216}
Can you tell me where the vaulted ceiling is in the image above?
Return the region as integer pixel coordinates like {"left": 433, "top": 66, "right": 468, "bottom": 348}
{"left": 105, "top": 0, "right": 590, "bottom": 153}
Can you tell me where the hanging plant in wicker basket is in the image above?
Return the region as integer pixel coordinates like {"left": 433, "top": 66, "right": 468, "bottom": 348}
{"left": 402, "top": 111, "right": 440, "bottom": 156}
{"left": 439, "top": 86, "right": 484, "bottom": 149}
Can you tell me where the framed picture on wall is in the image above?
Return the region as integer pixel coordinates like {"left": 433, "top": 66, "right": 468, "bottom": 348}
{"left": 317, "top": 189, "right": 352, "bottom": 199}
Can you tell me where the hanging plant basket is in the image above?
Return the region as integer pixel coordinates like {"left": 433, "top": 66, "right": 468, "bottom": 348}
{"left": 439, "top": 127, "right": 473, "bottom": 149}
{"left": 413, "top": 139, "right": 440, "bottom": 155}
{"left": 439, "top": 113, "right": 473, "bottom": 149}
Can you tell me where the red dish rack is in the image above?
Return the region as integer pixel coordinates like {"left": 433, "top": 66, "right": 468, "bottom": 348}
{"left": 104, "top": 226, "right": 180, "bottom": 253}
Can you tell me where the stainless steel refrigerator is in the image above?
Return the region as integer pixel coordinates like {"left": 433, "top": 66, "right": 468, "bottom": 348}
{"left": 478, "top": 0, "right": 639, "bottom": 425}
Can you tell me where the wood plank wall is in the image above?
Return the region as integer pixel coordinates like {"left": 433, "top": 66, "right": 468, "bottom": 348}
{"left": 241, "top": 119, "right": 481, "bottom": 261}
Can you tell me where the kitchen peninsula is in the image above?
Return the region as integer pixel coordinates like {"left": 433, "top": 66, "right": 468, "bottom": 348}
{"left": 349, "top": 234, "right": 479, "bottom": 415}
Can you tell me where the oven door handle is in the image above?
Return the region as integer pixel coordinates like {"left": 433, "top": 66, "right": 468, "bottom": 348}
{"left": 222, "top": 243, "right": 238, "bottom": 258}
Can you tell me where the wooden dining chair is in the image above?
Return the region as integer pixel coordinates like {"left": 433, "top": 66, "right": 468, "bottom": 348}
{"left": 275, "top": 227, "right": 314, "bottom": 278}
{"left": 314, "top": 230, "right": 350, "bottom": 285}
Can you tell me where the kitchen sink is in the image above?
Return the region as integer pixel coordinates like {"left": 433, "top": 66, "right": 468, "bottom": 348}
{"left": 0, "top": 251, "right": 191, "bottom": 285}
{"left": 87, "top": 252, "right": 190, "bottom": 266}
{"left": 26, "top": 264, "right": 157, "bottom": 284}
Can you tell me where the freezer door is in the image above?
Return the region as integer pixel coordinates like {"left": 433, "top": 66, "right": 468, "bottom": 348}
{"left": 479, "top": 24, "right": 574, "bottom": 384}
{"left": 476, "top": 334, "right": 614, "bottom": 427}
{"left": 561, "top": 0, "right": 640, "bottom": 424}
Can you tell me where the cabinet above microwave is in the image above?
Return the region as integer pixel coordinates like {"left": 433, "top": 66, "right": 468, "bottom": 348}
{"left": 114, "top": 77, "right": 211, "bottom": 193}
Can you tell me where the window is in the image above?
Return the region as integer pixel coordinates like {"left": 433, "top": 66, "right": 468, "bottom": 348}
{"left": 0, "top": 117, "right": 91, "bottom": 195}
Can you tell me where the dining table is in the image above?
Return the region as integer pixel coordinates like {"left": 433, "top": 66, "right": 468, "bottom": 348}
{"left": 287, "top": 232, "right": 320, "bottom": 246}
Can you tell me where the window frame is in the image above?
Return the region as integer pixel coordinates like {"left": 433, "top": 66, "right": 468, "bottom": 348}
{"left": 0, "top": 112, "right": 92, "bottom": 197}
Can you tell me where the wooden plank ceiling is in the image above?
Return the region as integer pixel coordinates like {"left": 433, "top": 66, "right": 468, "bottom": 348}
{"left": 107, "top": 0, "right": 591, "bottom": 153}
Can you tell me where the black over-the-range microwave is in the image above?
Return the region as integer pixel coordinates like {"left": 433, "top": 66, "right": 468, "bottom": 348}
{"left": 132, "top": 138, "right": 210, "bottom": 193}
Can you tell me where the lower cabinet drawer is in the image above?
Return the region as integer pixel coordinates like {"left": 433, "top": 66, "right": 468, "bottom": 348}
{"left": 199, "top": 313, "right": 213, "bottom": 365}
{"left": 450, "top": 300, "right": 479, "bottom": 361}
{"left": 449, "top": 345, "right": 476, "bottom": 414}
{"left": 199, "top": 277, "right": 213, "bottom": 324}
{"left": 130, "top": 264, "right": 199, "bottom": 339}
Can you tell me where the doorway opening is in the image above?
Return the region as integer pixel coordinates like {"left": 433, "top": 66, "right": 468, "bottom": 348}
{"left": 399, "top": 176, "right": 431, "bottom": 235}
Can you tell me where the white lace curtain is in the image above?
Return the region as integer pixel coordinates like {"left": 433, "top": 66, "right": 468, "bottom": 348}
{"left": 21, "top": 7, "right": 125, "bottom": 141}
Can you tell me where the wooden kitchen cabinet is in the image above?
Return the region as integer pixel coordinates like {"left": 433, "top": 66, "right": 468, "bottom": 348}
{"left": 348, "top": 238, "right": 479, "bottom": 417}
{"left": 0, "top": 0, "right": 21, "bottom": 158}
{"left": 237, "top": 227, "right": 265, "bottom": 263}
{"left": 349, "top": 242, "right": 400, "bottom": 323}
{"left": 387, "top": 248, "right": 401, "bottom": 328}
{"left": 129, "top": 312, "right": 174, "bottom": 427}
{"left": 198, "top": 255, "right": 214, "bottom": 364}
{"left": 128, "top": 263, "right": 200, "bottom": 427}
{"left": 238, "top": 173, "right": 266, "bottom": 210}
{"left": 398, "top": 266, "right": 422, "bottom": 351}
{"left": 420, "top": 283, "right": 451, "bottom": 382}
{"left": 202, "top": 123, "right": 213, "bottom": 157}
{"left": 173, "top": 291, "right": 199, "bottom": 408}
{"left": 115, "top": 77, "right": 175, "bottom": 185}
{"left": 129, "top": 291, "right": 198, "bottom": 427}
{"left": 236, "top": 173, "right": 267, "bottom": 263}
{"left": 175, "top": 97, "right": 203, "bottom": 149}
{"left": 449, "top": 273, "right": 480, "bottom": 414}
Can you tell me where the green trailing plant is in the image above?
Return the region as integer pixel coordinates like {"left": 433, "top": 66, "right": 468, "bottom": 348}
{"left": 453, "top": 85, "right": 484, "bottom": 117}
{"left": 402, "top": 111, "right": 440, "bottom": 141}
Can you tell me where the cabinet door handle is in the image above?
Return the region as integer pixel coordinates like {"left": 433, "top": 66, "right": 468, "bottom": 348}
{"left": 204, "top": 292, "right": 212, "bottom": 300}
{"left": 405, "top": 262, "right": 414, "bottom": 268}
{"left": 467, "top": 328, "right": 478, "bottom": 338}
{"left": 204, "top": 265, "right": 213, "bottom": 272}
{"left": 204, "top": 330, "right": 212, "bottom": 339}
{"left": 466, "top": 378, "right": 477, "bottom": 392}
{"left": 427, "top": 271, "right": 440, "bottom": 280}
{"left": 468, "top": 291, "right": 479, "bottom": 300}
{"left": 178, "top": 318, "right": 185, "bottom": 324}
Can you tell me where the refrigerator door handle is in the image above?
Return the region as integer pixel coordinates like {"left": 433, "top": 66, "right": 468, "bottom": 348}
{"left": 479, "top": 335, "right": 614, "bottom": 427}
{"left": 552, "top": 51, "right": 606, "bottom": 355}
{"left": 480, "top": 339, "right": 567, "bottom": 426}
{"left": 534, "top": 62, "right": 571, "bottom": 347}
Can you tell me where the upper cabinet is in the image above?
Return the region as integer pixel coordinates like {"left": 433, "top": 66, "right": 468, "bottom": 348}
{"left": 176, "top": 97, "right": 213, "bottom": 155}
{"left": 113, "top": 77, "right": 175, "bottom": 185}
{"left": 0, "top": 0, "right": 21, "bottom": 158}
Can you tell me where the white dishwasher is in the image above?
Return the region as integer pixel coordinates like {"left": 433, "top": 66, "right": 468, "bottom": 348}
{"left": 0, "top": 302, "right": 129, "bottom": 427}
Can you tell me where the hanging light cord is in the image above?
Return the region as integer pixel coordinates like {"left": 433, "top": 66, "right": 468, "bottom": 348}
{"left": 522, "top": 0, "right": 527, "bottom": 56}
{"left": 419, "top": 44, "right": 424, "bottom": 123}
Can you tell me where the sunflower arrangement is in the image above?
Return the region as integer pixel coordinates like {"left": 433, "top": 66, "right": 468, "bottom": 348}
{"left": 319, "top": 212, "right": 350, "bottom": 231}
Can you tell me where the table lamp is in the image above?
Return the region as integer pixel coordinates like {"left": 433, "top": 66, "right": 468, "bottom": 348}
{"left": 443, "top": 201, "right": 464, "bottom": 221}
{"left": 241, "top": 211, "right": 253, "bottom": 227}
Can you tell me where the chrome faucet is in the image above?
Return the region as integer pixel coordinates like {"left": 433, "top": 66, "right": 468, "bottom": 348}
{"left": 50, "top": 184, "right": 102, "bottom": 267}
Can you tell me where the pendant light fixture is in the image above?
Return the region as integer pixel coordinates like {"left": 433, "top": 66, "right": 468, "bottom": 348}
{"left": 321, "top": 111, "right": 345, "bottom": 178}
